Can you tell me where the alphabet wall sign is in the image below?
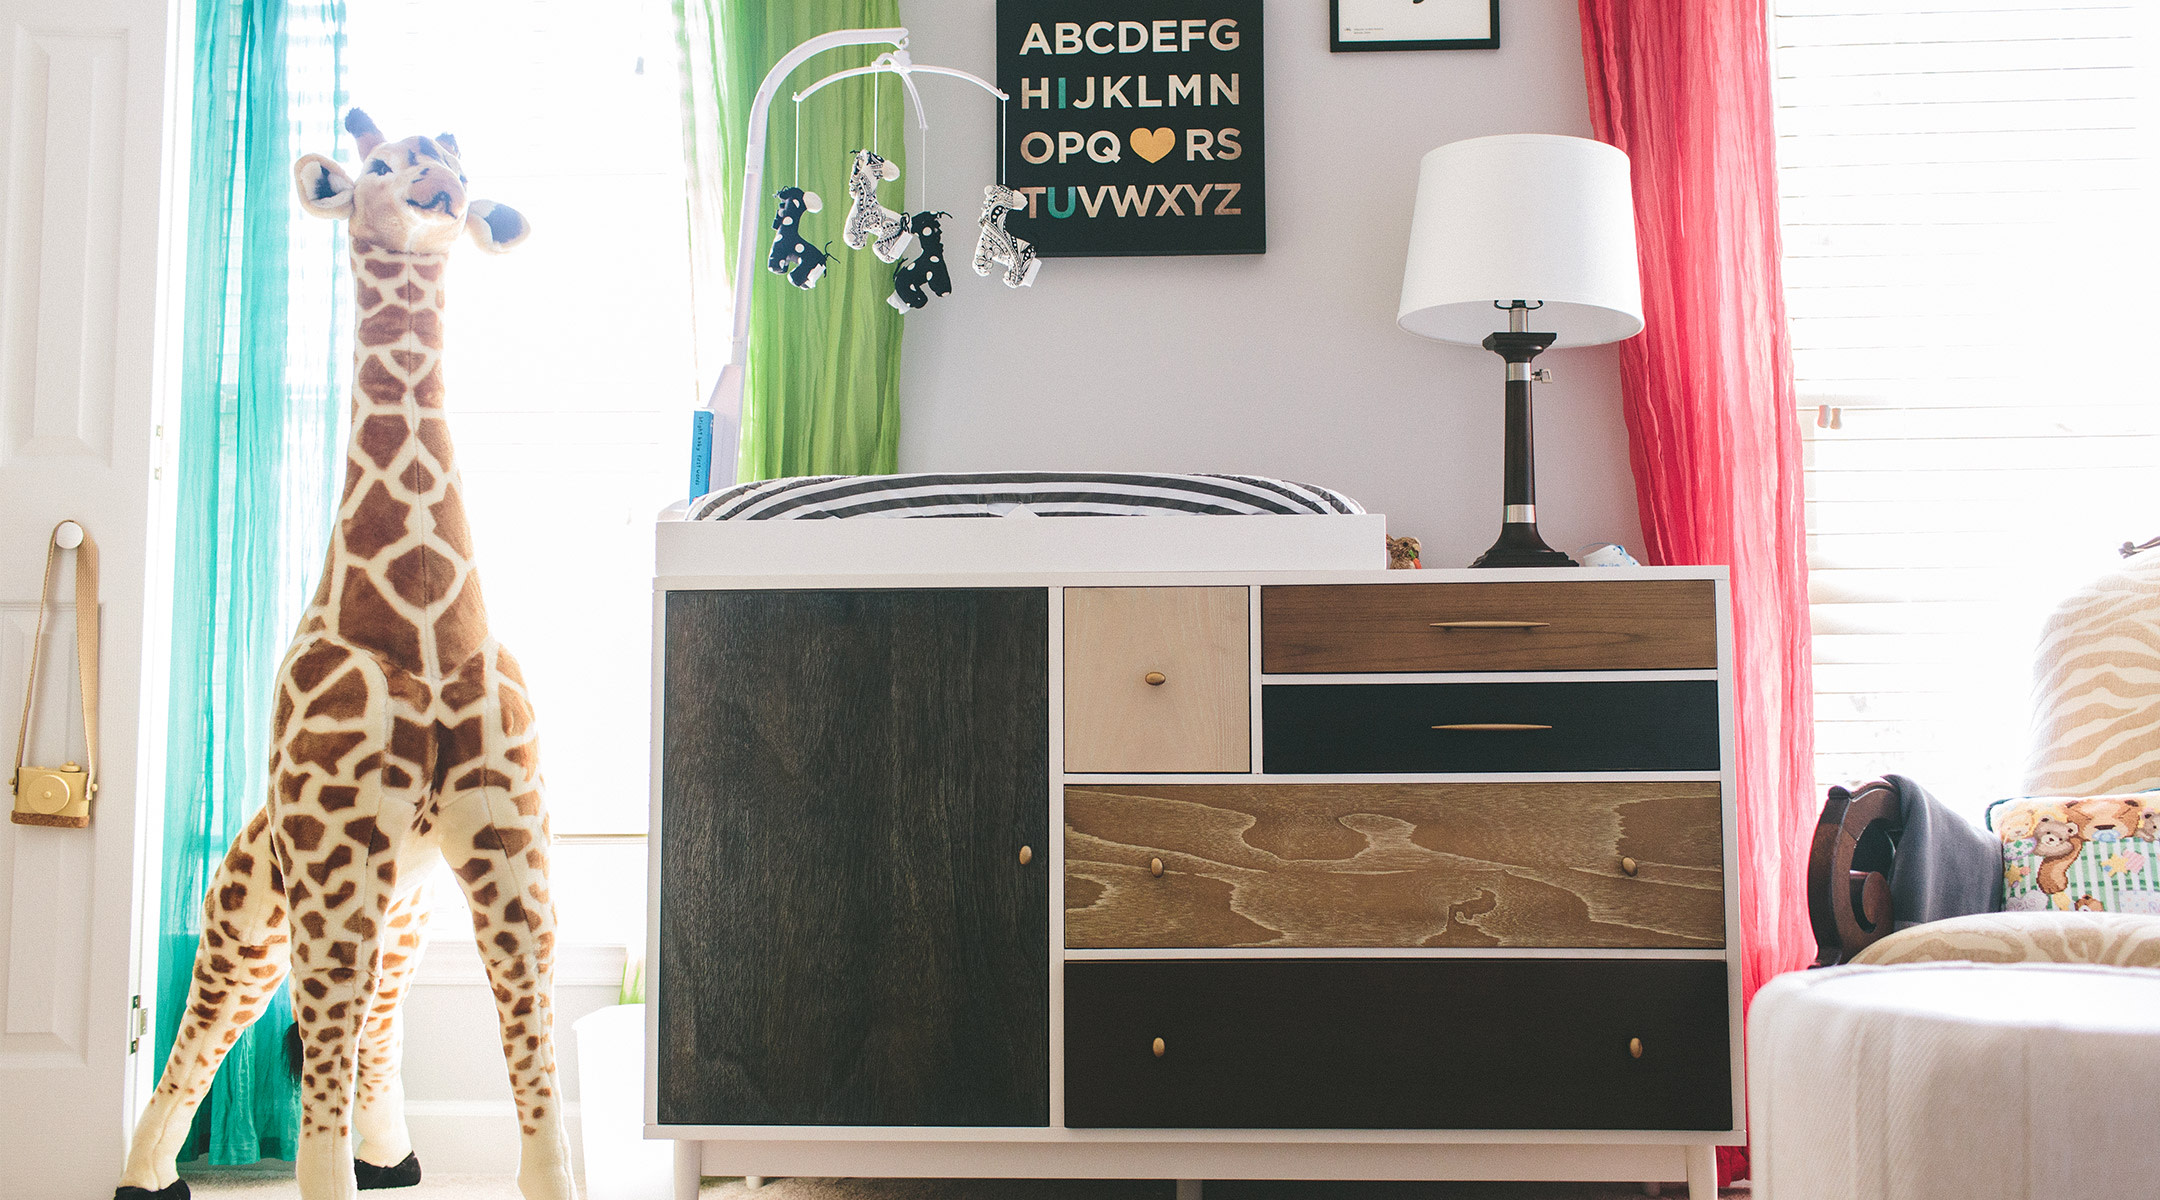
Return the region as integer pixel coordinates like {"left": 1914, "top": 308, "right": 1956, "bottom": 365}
{"left": 996, "top": 2, "right": 1265, "bottom": 257}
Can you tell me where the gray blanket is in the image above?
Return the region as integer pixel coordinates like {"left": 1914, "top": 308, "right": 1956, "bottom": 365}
{"left": 1885, "top": 773, "right": 2005, "bottom": 929}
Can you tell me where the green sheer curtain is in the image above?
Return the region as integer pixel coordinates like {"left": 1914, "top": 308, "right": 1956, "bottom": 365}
{"left": 677, "top": 0, "right": 906, "bottom": 482}
{"left": 156, "top": 0, "right": 348, "bottom": 1166}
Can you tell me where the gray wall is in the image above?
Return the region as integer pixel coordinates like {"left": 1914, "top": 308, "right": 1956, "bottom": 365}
{"left": 894, "top": 0, "right": 1643, "bottom": 566}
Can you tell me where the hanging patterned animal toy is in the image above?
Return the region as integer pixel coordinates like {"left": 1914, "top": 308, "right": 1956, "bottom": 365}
{"left": 842, "top": 148, "right": 913, "bottom": 263}
{"left": 888, "top": 211, "right": 953, "bottom": 312}
{"left": 973, "top": 184, "right": 1040, "bottom": 288}
{"left": 766, "top": 186, "right": 830, "bottom": 290}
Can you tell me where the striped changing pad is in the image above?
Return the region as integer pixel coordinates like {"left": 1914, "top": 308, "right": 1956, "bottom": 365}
{"left": 685, "top": 472, "right": 1366, "bottom": 521}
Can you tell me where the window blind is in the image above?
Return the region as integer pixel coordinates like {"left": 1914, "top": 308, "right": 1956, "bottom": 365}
{"left": 1773, "top": 0, "right": 2160, "bottom": 808}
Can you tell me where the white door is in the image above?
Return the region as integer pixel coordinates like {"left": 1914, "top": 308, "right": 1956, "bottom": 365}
{"left": 0, "top": 0, "right": 186, "bottom": 1193}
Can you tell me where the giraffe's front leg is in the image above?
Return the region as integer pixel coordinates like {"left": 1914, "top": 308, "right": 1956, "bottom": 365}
{"left": 279, "top": 650, "right": 399, "bottom": 1200}
{"left": 432, "top": 645, "right": 575, "bottom": 1200}
{"left": 118, "top": 809, "right": 292, "bottom": 1197}
{"left": 352, "top": 888, "right": 431, "bottom": 1188}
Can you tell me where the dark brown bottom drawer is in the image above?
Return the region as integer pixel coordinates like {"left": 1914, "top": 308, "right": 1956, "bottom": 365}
{"left": 1064, "top": 959, "right": 1731, "bottom": 1130}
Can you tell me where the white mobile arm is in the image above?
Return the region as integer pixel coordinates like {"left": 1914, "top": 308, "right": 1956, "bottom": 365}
{"left": 704, "top": 26, "right": 909, "bottom": 488}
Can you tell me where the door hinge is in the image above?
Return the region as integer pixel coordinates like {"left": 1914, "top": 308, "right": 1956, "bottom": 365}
{"left": 130, "top": 994, "right": 145, "bottom": 1054}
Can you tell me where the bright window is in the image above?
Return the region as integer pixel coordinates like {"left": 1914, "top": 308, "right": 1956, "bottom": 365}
{"left": 1774, "top": 1, "right": 2160, "bottom": 810}
{"left": 344, "top": 0, "right": 697, "bottom": 941}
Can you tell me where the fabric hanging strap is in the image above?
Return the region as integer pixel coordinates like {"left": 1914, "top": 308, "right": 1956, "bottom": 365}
{"left": 11, "top": 521, "right": 100, "bottom": 821}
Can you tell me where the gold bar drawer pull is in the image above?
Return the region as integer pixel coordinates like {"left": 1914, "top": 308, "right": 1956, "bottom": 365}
{"left": 1428, "top": 620, "right": 1551, "bottom": 631}
{"left": 1431, "top": 723, "right": 1552, "bottom": 732}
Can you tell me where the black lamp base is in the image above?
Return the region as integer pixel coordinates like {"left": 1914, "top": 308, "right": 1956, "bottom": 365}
{"left": 1472, "top": 523, "right": 1577, "bottom": 568}
{"left": 1471, "top": 317, "right": 1577, "bottom": 570}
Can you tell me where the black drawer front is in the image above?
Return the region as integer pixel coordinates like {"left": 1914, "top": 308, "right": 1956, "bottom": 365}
{"left": 1065, "top": 959, "right": 1731, "bottom": 1130}
{"left": 1262, "top": 680, "right": 1720, "bottom": 774}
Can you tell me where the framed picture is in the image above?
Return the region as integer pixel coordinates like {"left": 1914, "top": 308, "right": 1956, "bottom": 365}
{"left": 1331, "top": 0, "right": 1499, "bottom": 52}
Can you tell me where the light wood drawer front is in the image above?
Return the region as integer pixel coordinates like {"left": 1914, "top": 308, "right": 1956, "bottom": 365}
{"left": 1065, "top": 587, "right": 1250, "bottom": 774}
{"left": 1065, "top": 782, "right": 1724, "bottom": 950}
{"left": 1261, "top": 580, "right": 1718, "bottom": 673}
{"left": 1064, "top": 959, "right": 1733, "bottom": 1130}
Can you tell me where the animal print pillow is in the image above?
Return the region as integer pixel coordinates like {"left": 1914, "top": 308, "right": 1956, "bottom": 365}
{"left": 1990, "top": 794, "right": 2160, "bottom": 914}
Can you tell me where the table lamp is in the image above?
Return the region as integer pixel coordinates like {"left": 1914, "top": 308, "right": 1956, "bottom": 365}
{"left": 1398, "top": 133, "right": 1644, "bottom": 567}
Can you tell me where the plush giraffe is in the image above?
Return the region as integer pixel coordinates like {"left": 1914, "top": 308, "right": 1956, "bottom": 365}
{"left": 115, "top": 110, "right": 572, "bottom": 1200}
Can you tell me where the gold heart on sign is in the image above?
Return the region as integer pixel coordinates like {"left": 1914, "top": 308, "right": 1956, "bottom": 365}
{"left": 1130, "top": 127, "right": 1175, "bottom": 164}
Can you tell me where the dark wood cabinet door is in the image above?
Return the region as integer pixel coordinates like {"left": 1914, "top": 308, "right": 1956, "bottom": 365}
{"left": 657, "top": 588, "right": 1050, "bottom": 1127}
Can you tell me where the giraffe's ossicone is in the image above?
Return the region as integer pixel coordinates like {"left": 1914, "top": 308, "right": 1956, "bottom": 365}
{"left": 117, "top": 109, "right": 574, "bottom": 1200}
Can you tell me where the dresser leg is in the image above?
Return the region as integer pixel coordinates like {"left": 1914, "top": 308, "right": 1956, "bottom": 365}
{"left": 673, "top": 1140, "right": 702, "bottom": 1200}
{"left": 1684, "top": 1144, "right": 1718, "bottom": 1199}
{"left": 1175, "top": 1181, "right": 1203, "bottom": 1200}
{"left": 746, "top": 1178, "right": 766, "bottom": 1190}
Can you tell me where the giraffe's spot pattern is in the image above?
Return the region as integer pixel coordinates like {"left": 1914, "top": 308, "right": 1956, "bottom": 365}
{"left": 318, "top": 785, "right": 360, "bottom": 811}
{"left": 289, "top": 728, "right": 368, "bottom": 773}
{"left": 358, "top": 357, "right": 408, "bottom": 407}
{"left": 281, "top": 814, "right": 327, "bottom": 852}
{"left": 412, "top": 365, "right": 446, "bottom": 407}
{"left": 305, "top": 669, "right": 371, "bottom": 720}
{"left": 433, "top": 577, "right": 488, "bottom": 667}
{"left": 273, "top": 689, "right": 296, "bottom": 739}
{"left": 343, "top": 482, "right": 412, "bottom": 562}
{"left": 415, "top": 417, "right": 456, "bottom": 470}
{"left": 339, "top": 571, "right": 424, "bottom": 673}
{"left": 441, "top": 657, "right": 487, "bottom": 710}
{"left": 290, "top": 642, "right": 353, "bottom": 691}
{"left": 429, "top": 497, "right": 473, "bottom": 558}
{"left": 434, "top": 717, "right": 485, "bottom": 789}
{"left": 386, "top": 545, "right": 457, "bottom": 607}
{"left": 456, "top": 767, "right": 515, "bottom": 792}
{"left": 399, "top": 457, "right": 437, "bottom": 495}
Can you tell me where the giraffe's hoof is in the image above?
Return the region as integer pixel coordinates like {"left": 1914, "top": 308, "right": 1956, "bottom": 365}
{"left": 354, "top": 1151, "right": 422, "bottom": 1190}
{"left": 115, "top": 1184, "right": 190, "bottom": 1200}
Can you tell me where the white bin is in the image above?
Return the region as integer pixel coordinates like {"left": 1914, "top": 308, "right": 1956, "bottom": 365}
{"left": 574, "top": 1003, "right": 673, "bottom": 1200}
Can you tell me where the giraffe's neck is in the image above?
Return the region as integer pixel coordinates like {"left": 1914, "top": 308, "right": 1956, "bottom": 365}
{"left": 302, "top": 241, "right": 490, "bottom": 682}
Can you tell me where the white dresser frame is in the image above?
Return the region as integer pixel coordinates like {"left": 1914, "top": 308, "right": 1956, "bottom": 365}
{"left": 647, "top": 550, "right": 1741, "bottom": 1199}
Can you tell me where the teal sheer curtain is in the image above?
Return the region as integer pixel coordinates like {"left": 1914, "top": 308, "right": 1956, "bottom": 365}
{"left": 677, "top": 0, "right": 907, "bottom": 482}
{"left": 155, "top": 0, "right": 348, "bottom": 1165}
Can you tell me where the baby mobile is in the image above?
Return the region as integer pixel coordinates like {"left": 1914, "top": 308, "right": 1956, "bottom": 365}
{"left": 769, "top": 45, "right": 1038, "bottom": 310}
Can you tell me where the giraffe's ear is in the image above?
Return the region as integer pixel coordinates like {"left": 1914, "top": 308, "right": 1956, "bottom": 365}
{"left": 465, "top": 199, "right": 530, "bottom": 254}
{"left": 294, "top": 154, "right": 355, "bottom": 219}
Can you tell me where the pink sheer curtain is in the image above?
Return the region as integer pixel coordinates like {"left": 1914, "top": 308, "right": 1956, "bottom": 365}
{"left": 1578, "top": 1, "right": 1816, "bottom": 1183}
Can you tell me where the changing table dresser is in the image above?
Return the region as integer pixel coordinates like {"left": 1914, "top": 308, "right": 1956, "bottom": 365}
{"left": 649, "top": 542, "right": 1740, "bottom": 1198}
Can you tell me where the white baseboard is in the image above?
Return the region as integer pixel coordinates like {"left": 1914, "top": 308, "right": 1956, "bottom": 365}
{"left": 406, "top": 1099, "right": 586, "bottom": 1177}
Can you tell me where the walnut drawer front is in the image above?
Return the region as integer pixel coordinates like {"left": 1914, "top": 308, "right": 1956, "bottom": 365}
{"left": 1064, "top": 959, "right": 1732, "bottom": 1130}
{"left": 1261, "top": 580, "right": 1718, "bottom": 673}
{"left": 1064, "top": 782, "right": 1724, "bottom": 950}
{"left": 1065, "top": 587, "right": 1250, "bottom": 774}
{"left": 1262, "top": 679, "right": 1721, "bottom": 774}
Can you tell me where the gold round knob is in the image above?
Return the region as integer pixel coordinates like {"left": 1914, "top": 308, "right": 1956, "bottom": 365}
{"left": 1018, "top": 845, "right": 1033, "bottom": 865}
{"left": 1620, "top": 856, "right": 1639, "bottom": 877}
{"left": 1629, "top": 1037, "right": 1644, "bottom": 1059}
{"left": 1149, "top": 857, "right": 1164, "bottom": 878}
{"left": 1152, "top": 1037, "right": 1166, "bottom": 1058}
{"left": 1144, "top": 671, "right": 1167, "bottom": 686}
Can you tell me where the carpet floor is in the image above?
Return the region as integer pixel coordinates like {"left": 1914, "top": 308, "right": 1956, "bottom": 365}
{"left": 178, "top": 1169, "right": 1747, "bottom": 1199}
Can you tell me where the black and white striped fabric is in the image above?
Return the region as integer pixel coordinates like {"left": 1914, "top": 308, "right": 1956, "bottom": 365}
{"left": 686, "top": 472, "right": 1365, "bottom": 521}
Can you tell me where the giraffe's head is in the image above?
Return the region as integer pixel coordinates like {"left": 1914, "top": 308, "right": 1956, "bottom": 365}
{"left": 292, "top": 108, "right": 530, "bottom": 255}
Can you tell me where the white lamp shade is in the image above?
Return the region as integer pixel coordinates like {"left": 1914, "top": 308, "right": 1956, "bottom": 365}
{"left": 1397, "top": 133, "right": 1644, "bottom": 348}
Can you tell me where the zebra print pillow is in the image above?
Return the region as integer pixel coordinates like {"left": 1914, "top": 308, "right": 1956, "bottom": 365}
{"left": 2024, "top": 550, "right": 2160, "bottom": 797}
{"left": 686, "top": 472, "right": 1366, "bottom": 521}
